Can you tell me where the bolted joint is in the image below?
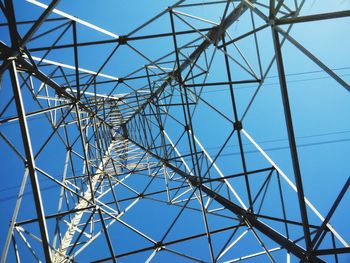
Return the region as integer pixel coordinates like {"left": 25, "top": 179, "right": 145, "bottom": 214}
{"left": 118, "top": 35, "right": 128, "bottom": 45}
{"left": 234, "top": 121, "right": 243, "bottom": 131}
{"left": 174, "top": 74, "right": 182, "bottom": 84}
{"left": 303, "top": 253, "right": 316, "bottom": 263}
{"left": 18, "top": 47, "right": 26, "bottom": 55}
{"left": 155, "top": 241, "right": 163, "bottom": 249}
{"left": 122, "top": 124, "right": 128, "bottom": 138}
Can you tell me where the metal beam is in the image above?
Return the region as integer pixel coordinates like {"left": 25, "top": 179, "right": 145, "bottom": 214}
{"left": 0, "top": 0, "right": 61, "bottom": 73}
{"left": 127, "top": 137, "right": 324, "bottom": 263}
{"left": 125, "top": 1, "right": 253, "bottom": 124}
{"left": 8, "top": 60, "right": 52, "bottom": 262}
{"left": 275, "top": 26, "right": 350, "bottom": 92}
{"left": 312, "top": 176, "right": 350, "bottom": 249}
{"left": 276, "top": 10, "right": 350, "bottom": 25}
{"left": 27, "top": 27, "right": 212, "bottom": 52}
{"left": 271, "top": 25, "right": 312, "bottom": 252}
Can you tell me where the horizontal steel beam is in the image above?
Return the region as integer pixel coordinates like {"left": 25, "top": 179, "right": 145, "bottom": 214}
{"left": 276, "top": 10, "right": 350, "bottom": 25}
{"left": 27, "top": 27, "right": 212, "bottom": 52}
{"left": 315, "top": 247, "right": 350, "bottom": 256}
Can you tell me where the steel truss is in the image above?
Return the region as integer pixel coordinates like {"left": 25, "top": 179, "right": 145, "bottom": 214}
{"left": 1, "top": 0, "right": 350, "bottom": 262}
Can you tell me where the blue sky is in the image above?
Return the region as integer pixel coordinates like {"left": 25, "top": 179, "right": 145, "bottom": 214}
{"left": 1, "top": 0, "right": 350, "bottom": 262}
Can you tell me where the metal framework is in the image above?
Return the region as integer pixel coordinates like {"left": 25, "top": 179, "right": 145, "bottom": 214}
{"left": 1, "top": 0, "right": 350, "bottom": 262}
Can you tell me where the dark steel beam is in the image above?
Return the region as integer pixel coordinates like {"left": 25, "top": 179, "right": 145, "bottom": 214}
{"left": 27, "top": 27, "right": 212, "bottom": 52}
{"left": 271, "top": 25, "right": 313, "bottom": 252}
{"left": 9, "top": 60, "right": 52, "bottom": 262}
{"left": 183, "top": 79, "right": 261, "bottom": 87}
{"left": 98, "top": 209, "right": 117, "bottom": 263}
{"left": 0, "top": 102, "right": 72, "bottom": 124}
{"left": 4, "top": 0, "right": 19, "bottom": 47}
{"left": 92, "top": 224, "right": 245, "bottom": 263}
{"left": 0, "top": 0, "right": 61, "bottom": 74}
{"left": 0, "top": 17, "right": 67, "bottom": 26}
{"left": 21, "top": 0, "right": 61, "bottom": 46}
{"left": 72, "top": 21, "right": 80, "bottom": 98}
{"left": 312, "top": 176, "right": 350, "bottom": 249}
{"left": 276, "top": 10, "right": 350, "bottom": 25}
{"left": 315, "top": 247, "right": 350, "bottom": 256}
{"left": 222, "top": 37, "right": 254, "bottom": 211}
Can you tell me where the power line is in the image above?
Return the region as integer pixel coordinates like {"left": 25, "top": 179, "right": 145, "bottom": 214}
{"left": 1, "top": 131, "right": 349, "bottom": 203}
{"left": 1, "top": 66, "right": 349, "bottom": 126}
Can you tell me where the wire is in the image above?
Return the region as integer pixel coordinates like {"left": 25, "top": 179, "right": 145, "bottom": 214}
{"left": 1, "top": 68, "right": 350, "bottom": 201}
{"left": 218, "top": 137, "right": 350, "bottom": 158}
{"left": 1, "top": 66, "right": 350, "bottom": 124}
{"left": 1, "top": 130, "right": 349, "bottom": 203}
{"left": 0, "top": 185, "right": 57, "bottom": 203}
{"left": 195, "top": 71, "right": 350, "bottom": 94}
{"left": 204, "top": 129, "right": 350, "bottom": 151}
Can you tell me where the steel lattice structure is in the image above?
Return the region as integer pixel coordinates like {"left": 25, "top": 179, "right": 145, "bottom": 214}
{"left": 1, "top": 0, "right": 350, "bottom": 262}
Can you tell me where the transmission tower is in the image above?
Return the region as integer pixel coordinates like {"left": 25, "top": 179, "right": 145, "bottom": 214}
{"left": 1, "top": 0, "right": 350, "bottom": 262}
